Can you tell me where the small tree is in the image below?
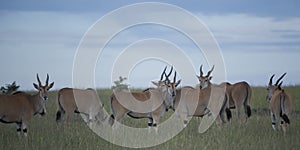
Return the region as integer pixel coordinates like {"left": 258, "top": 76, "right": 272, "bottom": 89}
{"left": 0, "top": 81, "right": 20, "bottom": 95}
{"left": 111, "top": 76, "right": 129, "bottom": 91}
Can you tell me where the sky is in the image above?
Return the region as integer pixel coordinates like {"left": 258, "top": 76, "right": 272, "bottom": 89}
{"left": 0, "top": 0, "right": 300, "bottom": 90}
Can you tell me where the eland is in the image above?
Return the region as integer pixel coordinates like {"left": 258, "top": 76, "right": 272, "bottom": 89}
{"left": 197, "top": 65, "right": 252, "bottom": 124}
{"left": 171, "top": 65, "right": 226, "bottom": 127}
{"left": 196, "top": 65, "right": 229, "bottom": 125}
{"left": 267, "top": 73, "right": 292, "bottom": 132}
{"left": 220, "top": 81, "right": 252, "bottom": 124}
{"left": 56, "top": 88, "right": 107, "bottom": 126}
{"left": 109, "top": 66, "right": 181, "bottom": 132}
{"left": 0, "top": 74, "right": 54, "bottom": 138}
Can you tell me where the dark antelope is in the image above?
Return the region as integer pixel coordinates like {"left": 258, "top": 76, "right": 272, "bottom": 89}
{"left": 0, "top": 74, "right": 54, "bottom": 138}
{"left": 267, "top": 73, "right": 292, "bottom": 132}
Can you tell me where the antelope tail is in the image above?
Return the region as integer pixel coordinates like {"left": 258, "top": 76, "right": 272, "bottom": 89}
{"left": 226, "top": 108, "right": 232, "bottom": 121}
{"left": 223, "top": 92, "right": 232, "bottom": 121}
{"left": 224, "top": 93, "right": 232, "bottom": 121}
{"left": 245, "top": 85, "right": 252, "bottom": 118}
{"left": 109, "top": 95, "right": 115, "bottom": 126}
{"left": 280, "top": 92, "right": 290, "bottom": 124}
{"left": 246, "top": 105, "right": 251, "bottom": 118}
{"left": 56, "top": 91, "right": 64, "bottom": 122}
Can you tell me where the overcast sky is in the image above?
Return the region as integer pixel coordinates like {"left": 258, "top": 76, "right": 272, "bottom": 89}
{"left": 0, "top": 0, "right": 300, "bottom": 90}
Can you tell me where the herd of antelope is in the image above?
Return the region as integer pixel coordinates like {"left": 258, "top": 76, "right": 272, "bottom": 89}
{"left": 0, "top": 66, "right": 293, "bottom": 139}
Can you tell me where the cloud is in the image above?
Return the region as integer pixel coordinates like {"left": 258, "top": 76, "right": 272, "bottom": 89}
{"left": 1, "top": 9, "right": 300, "bottom": 89}
{"left": 195, "top": 13, "right": 300, "bottom": 51}
{"left": 2, "top": 0, "right": 300, "bottom": 18}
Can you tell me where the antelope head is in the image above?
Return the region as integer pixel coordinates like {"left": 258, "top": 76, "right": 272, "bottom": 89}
{"left": 152, "top": 66, "right": 170, "bottom": 89}
{"left": 266, "top": 73, "right": 286, "bottom": 102}
{"left": 165, "top": 70, "right": 181, "bottom": 97}
{"left": 197, "top": 65, "right": 214, "bottom": 89}
{"left": 33, "top": 74, "right": 54, "bottom": 115}
{"left": 152, "top": 66, "right": 181, "bottom": 109}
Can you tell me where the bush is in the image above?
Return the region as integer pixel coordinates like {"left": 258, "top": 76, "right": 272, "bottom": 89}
{"left": 111, "top": 76, "right": 129, "bottom": 91}
{"left": 0, "top": 81, "right": 20, "bottom": 95}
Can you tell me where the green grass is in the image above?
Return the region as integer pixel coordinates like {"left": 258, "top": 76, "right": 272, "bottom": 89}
{"left": 1, "top": 86, "right": 300, "bottom": 150}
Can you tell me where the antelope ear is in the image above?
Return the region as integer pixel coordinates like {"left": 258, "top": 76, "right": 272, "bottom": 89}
{"left": 33, "top": 83, "right": 39, "bottom": 90}
{"left": 196, "top": 75, "right": 200, "bottom": 80}
{"left": 151, "top": 81, "right": 159, "bottom": 87}
{"left": 209, "top": 76, "right": 213, "bottom": 80}
{"left": 47, "top": 82, "right": 54, "bottom": 90}
{"left": 175, "top": 80, "right": 181, "bottom": 87}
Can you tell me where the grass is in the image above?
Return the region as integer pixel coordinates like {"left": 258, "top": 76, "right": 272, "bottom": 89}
{"left": 1, "top": 86, "right": 300, "bottom": 150}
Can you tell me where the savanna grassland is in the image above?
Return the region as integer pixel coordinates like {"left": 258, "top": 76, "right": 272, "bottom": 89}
{"left": 0, "top": 86, "right": 300, "bottom": 150}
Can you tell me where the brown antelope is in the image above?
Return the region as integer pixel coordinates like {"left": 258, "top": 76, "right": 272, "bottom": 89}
{"left": 109, "top": 66, "right": 181, "bottom": 132}
{"left": 153, "top": 67, "right": 181, "bottom": 110}
{"left": 195, "top": 65, "right": 229, "bottom": 125}
{"left": 220, "top": 81, "right": 252, "bottom": 124}
{"left": 147, "top": 67, "right": 181, "bottom": 126}
{"left": 56, "top": 88, "right": 107, "bottom": 126}
{"left": 0, "top": 74, "right": 54, "bottom": 138}
{"left": 267, "top": 73, "right": 292, "bottom": 132}
{"left": 172, "top": 65, "right": 226, "bottom": 127}
{"left": 197, "top": 64, "right": 251, "bottom": 124}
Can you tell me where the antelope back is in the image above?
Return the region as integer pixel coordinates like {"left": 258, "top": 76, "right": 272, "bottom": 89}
{"left": 269, "top": 89, "right": 292, "bottom": 115}
{"left": 0, "top": 94, "right": 31, "bottom": 123}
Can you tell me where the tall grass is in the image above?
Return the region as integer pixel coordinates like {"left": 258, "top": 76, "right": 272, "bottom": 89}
{"left": 1, "top": 86, "right": 299, "bottom": 149}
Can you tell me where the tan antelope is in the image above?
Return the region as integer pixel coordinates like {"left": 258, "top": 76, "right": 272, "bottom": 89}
{"left": 196, "top": 65, "right": 229, "bottom": 125}
{"left": 172, "top": 65, "right": 226, "bottom": 127}
{"left": 267, "top": 73, "right": 292, "bottom": 132}
{"left": 109, "top": 66, "right": 181, "bottom": 132}
{"left": 152, "top": 67, "right": 181, "bottom": 110}
{"left": 147, "top": 67, "right": 181, "bottom": 126}
{"left": 220, "top": 81, "right": 252, "bottom": 124}
{"left": 0, "top": 74, "right": 54, "bottom": 138}
{"left": 56, "top": 88, "right": 107, "bottom": 126}
{"left": 195, "top": 64, "right": 253, "bottom": 124}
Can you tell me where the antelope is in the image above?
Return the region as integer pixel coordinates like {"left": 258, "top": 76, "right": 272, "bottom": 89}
{"left": 56, "top": 88, "right": 107, "bottom": 126}
{"left": 152, "top": 67, "right": 181, "bottom": 110}
{"left": 195, "top": 65, "right": 229, "bottom": 125}
{"left": 197, "top": 65, "right": 252, "bottom": 124}
{"left": 142, "top": 66, "right": 180, "bottom": 127}
{"left": 172, "top": 65, "right": 226, "bottom": 127}
{"left": 217, "top": 81, "right": 252, "bottom": 125}
{"left": 267, "top": 73, "right": 292, "bottom": 132}
{"left": 0, "top": 74, "right": 54, "bottom": 138}
{"left": 109, "top": 66, "right": 181, "bottom": 132}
